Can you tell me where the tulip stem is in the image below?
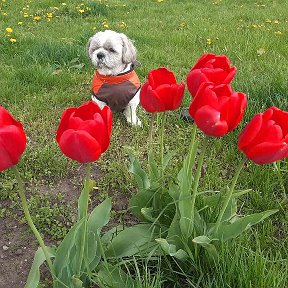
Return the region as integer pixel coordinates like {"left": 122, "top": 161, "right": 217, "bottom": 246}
{"left": 148, "top": 113, "right": 155, "bottom": 147}
{"left": 77, "top": 162, "right": 91, "bottom": 276}
{"left": 12, "top": 166, "right": 56, "bottom": 282}
{"left": 189, "top": 135, "right": 207, "bottom": 236}
{"left": 215, "top": 158, "right": 246, "bottom": 235}
{"left": 160, "top": 112, "right": 166, "bottom": 172}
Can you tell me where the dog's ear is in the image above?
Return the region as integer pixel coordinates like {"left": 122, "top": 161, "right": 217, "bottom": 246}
{"left": 86, "top": 37, "right": 93, "bottom": 59}
{"left": 120, "top": 34, "right": 137, "bottom": 64}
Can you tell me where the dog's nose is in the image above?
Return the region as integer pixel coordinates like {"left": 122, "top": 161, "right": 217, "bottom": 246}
{"left": 97, "top": 52, "right": 105, "bottom": 60}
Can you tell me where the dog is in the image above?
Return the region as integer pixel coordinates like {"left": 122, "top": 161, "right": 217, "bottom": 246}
{"left": 87, "top": 30, "right": 141, "bottom": 126}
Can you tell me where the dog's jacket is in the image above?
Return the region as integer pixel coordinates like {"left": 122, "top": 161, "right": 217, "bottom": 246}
{"left": 92, "top": 66, "right": 141, "bottom": 112}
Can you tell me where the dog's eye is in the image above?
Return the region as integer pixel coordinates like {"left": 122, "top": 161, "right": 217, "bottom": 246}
{"left": 109, "top": 48, "right": 116, "bottom": 53}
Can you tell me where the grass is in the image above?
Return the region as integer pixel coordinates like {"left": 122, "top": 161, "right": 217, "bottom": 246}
{"left": 0, "top": 0, "right": 287, "bottom": 287}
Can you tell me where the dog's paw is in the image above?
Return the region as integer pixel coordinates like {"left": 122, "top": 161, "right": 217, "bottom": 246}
{"left": 127, "top": 116, "right": 142, "bottom": 127}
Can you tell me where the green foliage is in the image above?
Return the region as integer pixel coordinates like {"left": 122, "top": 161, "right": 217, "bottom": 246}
{"left": 124, "top": 121, "right": 279, "bottom": 273}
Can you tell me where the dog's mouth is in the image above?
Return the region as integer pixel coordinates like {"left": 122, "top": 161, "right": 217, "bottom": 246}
{"left": 94, "top": 59, "right": 109, "bottom": 69}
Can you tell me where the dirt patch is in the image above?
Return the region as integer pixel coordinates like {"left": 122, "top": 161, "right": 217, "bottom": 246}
{"left": 0, "top": 217, "right": 38, "bottom": 288}
{"left": 0, "top": 164, "right": 137, "bottom": 287}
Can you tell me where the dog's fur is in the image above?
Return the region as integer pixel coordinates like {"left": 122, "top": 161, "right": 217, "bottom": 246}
{"left": 87, "top": 30, "right": 141, "bottom": 126}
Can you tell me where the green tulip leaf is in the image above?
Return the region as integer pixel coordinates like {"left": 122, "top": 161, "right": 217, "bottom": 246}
{"left": 156, "top": 238, "right": 188, "bottom": 260}
{"left": 163, "top": 152, "right": 175, "bottom": 170}
{"left": 129, "top": 189, "right": 155, "bottom": 220}
{"left": 85, "top": 198, "right": 112, "bottom": 270}
{"left": 96, "top": 263, "right": 136, "bottom": 288}
{"left": 148, "top": 151, "right": 160, "bottom": 182}
{"left": 192, "top": 235, "right": 218, "bottom": 262}
{"left": 105, "top": 224, "right": 159, "bottom": 258}
{"left": 25, "top": 246, "right": 56, "bottom": 288}
{"left": 141, "top": 207, "right": 156, "bottom": 222}
{"left": 129, "top": 154, "right": 150, "bottom": 190}
{"left": 167, "top": 211, "right": 182, "bottom": 241}
{"left": 53, "top": 218, "right": 86, "bottom": 285}
{"left": 78, "top": 178, "right": 95, "bottom": 220}
{"left": 71, "top": 275, "right": 84, "bottom": 288}
{"left": 101, "top": 225, "right": 125, "bottom": 244}
{"left": 212, "top": 210, "right": 278, "bottom": 241}
{"left": 87, "top": 198, "right": 112, "bottom": 234}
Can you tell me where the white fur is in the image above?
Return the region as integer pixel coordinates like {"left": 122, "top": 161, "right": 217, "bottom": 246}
{"left": 87, "top": 30, "right": 141, "bottom": 126}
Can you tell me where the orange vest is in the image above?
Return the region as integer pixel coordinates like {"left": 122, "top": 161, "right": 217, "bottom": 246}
{"left": 92, "top": 67, "right": 141, "bottom": 112}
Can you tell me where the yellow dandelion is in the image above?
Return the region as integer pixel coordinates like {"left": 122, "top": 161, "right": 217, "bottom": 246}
{"left": 118, "top": 21, "right": 128, "bottom": 28}
{"left": 79, "top": 9, "right": 85, "bottom": 13}
{"left": 274, "top": 20, "right": 280, "bottom": 24}
{"left": 47, "top": 12, "right": 53, "bottom": 18}
{"left": 23, "top": 13, "right": 29, "bottom": 18}
{"left": 6, "top": 27, "right": 13, "bottom": 33}
{"left": 274, "top": 31, "right": 282, "bottom": 35}
{"left": 61, "top": 2, "right": 67, "bottom": 5}
{"left": 10, "top": 38, "right": 17, "bottom": 43}
{"left": 251, "top": 24, "right": 257, "bottom": 28}
{"left": 2, "top": 12, "right": 7, "bottom": 16}
{"left": 207, "top": 38, "right": 212, "bottom": 45}
{"left": 93, "top": 26, "right": 97, "bottom": 30}
{"left": 33, "top": 16, "right": 41, "bottom": 21}
{"left": 18, "top": 22, "right": 23, "bottom": 25}
{"left": 102, "top": 21, "right": 109, "bottom": 28}
{"left": 265, "top": 19, "right": 272, "bottom": 23}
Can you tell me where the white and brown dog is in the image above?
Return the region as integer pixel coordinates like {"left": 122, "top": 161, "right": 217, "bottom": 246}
{"left": 87, "top": 30, "right": 141, "bottom": 126}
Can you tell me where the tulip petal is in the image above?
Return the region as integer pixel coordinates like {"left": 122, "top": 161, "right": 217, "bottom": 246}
{"left": 244, "top": 142, "right": 288, "bottom": 165}
{"left": 56, "top": 108, "right": 76, "bottom": 142}
{"left": 188, "top": 83, "right": 218, "bottom": 117}
{"left": 59, "top": 129, "right": 102, "bottom": 163}
{"left": 238, "top": 114, "right": 263, "bottom": 149}
{"left": 0, "top": 106, "right": 24, "bottom": 129}
{"left": 220, "top": 92, "right": 247, "bottom": 131}
{"left": 193, "top": 105, "right": 228, "bottom": 137}
{"left": 192, "top": 53, "right": 216, "bottom": 70}
{"left": 101, "top": 106, "right": 113, "bottom": 136}
{"left": 74, "top": 101, "right": 102, "bottom": 120}
{"left": 140, "top": 83, "right": 165, "bottom": 113}
{"left": 224, "top": 66, "right": 237, "bottom": 84}
{"left": 154, "top": 84, "right": 184, "bottom": 111}
{"left": 148, "top": 68, "right": 177, "bottom": 89}
{"left": 270, "top": 107, "right": 288, "bottom": 136}
{"left": 186, "top": 69, "right": 209, "bottom": 97}
{"left": 0, "top": 125, "right": 26, "bottom": 171}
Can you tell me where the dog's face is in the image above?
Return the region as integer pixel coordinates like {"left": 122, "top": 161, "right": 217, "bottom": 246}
{"left": 87, "top": 30, "right": 137, "bottom": 75}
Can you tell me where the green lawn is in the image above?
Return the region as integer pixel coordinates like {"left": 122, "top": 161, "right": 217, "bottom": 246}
{"left": 0, "top": 0, "right": 287, "bottom": 287}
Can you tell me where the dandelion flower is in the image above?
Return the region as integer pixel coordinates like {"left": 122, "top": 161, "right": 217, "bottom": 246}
{"left": 18, "top": 22, "right": 23, "bottom": 25}
{"left": 207, "top": 38, "right": 212, "bottom": 45}
{"left": 79, "top": 9, "right": 85, "bottom": 13}
{"left": 274, "top": 20, "right": 280, "bottom": 24}
{"left": 33, "top": 16, "right": 41, "bottom": 21}
{"left": 6, "top": 27, "right": 13, "bottom": 33}
{"left": 10, "top": 38, "right": 17, "bottom": 43}
{"left": 274, "top": 31, "right": 282, "bottom": 35}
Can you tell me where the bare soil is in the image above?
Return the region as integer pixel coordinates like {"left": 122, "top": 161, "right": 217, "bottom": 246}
{"left": 0, "top": 164, "right": 135, "bottom": 287}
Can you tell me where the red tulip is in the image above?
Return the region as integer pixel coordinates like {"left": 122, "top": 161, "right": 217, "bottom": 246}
{"left": 56, "top": 101, "right": 112, "bottom": 163}
{"left": 187, "top": 53, "right": 237, "bottom": 97}
{"left": 238, "top": 107, "right": 288, "bottom": 165}
{"left": 140, "top": 67, "right": 185, "bottom": 113}
{"left": 188, "top": 83, "right": 247, "bottom": 137}
{"left": 0, "top": 106, "right": 26, "bottom": 171}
